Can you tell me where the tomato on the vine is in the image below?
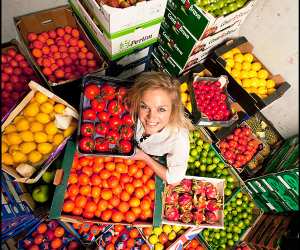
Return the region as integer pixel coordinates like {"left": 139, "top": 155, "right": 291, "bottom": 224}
{"left": 119, "top": 140, "right": 132, "bottom": 153}
{"left": 97, "top": 111, "right": 110, "bottom": 122}
{"left": 84, "top": 84, "right": 100, "bottom": 100}
{"left": 95, "top": 122, "right": 109, "bottom": 136}
{"left": 80, "top": 123, "right": 95, "bottom": 137}
{"left": 106, "top": 130, "right": 120, "bottom": 144}
{"left": 79, "top": 137, "right": 94, "bottom": 152}
{"left": 101, "top": 84, "right": 115, "bottom": 101}
{"left": 91, "top": 99, "right": 106, "bottom": 113}
{"left": 83, "top": 109, "right": 97, "bottom": 121}
{"left": 107, "top": 100, "right": 125, "bottom": 117}
{"left": 120, "top": 126, "right": 134, "bottom": 140}
{"left": 95, "top": 138, "right": 109, "bottom": 152}
{"left": 122, "top": 114, "right": 134, "bottom": 126}
{"left": 109, "top": 117, "right": 123, "bottom": 130}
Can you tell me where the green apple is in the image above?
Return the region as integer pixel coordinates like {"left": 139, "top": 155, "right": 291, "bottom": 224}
{"left": 32, "top": 185, "right": 50, "bottom": 203}
{"left": 152, "top": 227, "right": 163, "bottom": 236}
{"left": 42, "top": 171, "right": 55, "bottom": 183}
{"left": 168, "top": 231, "right": 177, "bottom": 241}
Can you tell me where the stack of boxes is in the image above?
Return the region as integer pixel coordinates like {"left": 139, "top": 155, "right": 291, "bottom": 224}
{"left": 245, "top": 136, "right": 299, "bottom": 213}
{"left": 69, "top": 0, "right": 167, "bottom": 78}
{"left": 152, "top": 0, "right": 257, "bottom": 76}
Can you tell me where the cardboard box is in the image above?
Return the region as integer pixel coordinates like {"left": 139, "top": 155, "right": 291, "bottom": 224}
{"left": 82, "top": 0, "right": 167, "bottom": 36}
{"left": 14, "top": 5, "right": 107, "bottom": 87}
{"left": 70, "top": 0, "right": 160, "bottom": 60}
{"left": 167, "top": 0, "right": 257, "bottom": 40}
{"left": 1, "top": 39, "right": 45, "bottom": 123}
{"left": 211, "top": 36, "right": 291, "bottom": 109}
{"left": 1, "top": 81, "right": 78, "bottom": 183}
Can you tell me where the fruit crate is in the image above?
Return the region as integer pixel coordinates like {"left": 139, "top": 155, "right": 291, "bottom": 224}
{"left": 50, "top": 141, "right": 161, "bottom": 227}
{"left": 1, "top": 81, "right": 78, "bottom": 183}
{"left": 14, "top": 5, "right": 107, "bottom": 88}
{"left": 199, "top": 186, "right": 264, "bottom": 250}
{"left": 160, "top": 176, "right": 225, "bottom": 229}
{"left": 188, "top": 75, "right": 239, "bottom": 126}
{"left": 17, "top": 217, "right": 82, "bottom": 250}
{"left": 1, "top": 39, "right": 45, "bottom": 123}
{"left": 209, "top": 36, "right": 291, "bottom": 109}
{"left": 77, "top": 75, "right": 135, "bottom": 157}
{"left": 181, "top": 235, "right": 208, "bottom": 250}
{"left": 186, "top": 128, "right": 244, "bottom": 203}
{"left": 96, "top": 225, "right": 151, "bottom": 250}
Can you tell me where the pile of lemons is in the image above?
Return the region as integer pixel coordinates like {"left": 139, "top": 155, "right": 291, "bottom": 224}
{"left": 222, "top": 47, "right": 277, "bottom": 99}
{"left": 2, "top": 91, "right": 77, "bottom": 167}
{"left": 180, "top": 82, "right": 192, "bottom": 113}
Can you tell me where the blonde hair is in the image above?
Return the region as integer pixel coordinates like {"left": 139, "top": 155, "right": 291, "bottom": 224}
{"left": 126, "top": 71, "right": 194, "bottom": 131}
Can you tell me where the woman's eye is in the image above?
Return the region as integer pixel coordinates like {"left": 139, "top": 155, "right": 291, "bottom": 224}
{"left": 140, "top": 104, "right": 148, "bottom": 110}
{"left": 159, "top": 108, "right": 166, "bottom": 112}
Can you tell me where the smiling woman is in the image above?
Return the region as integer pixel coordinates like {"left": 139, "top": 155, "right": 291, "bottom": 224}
{"left": 126, "top": 71, "right": 195, "bottom": 184}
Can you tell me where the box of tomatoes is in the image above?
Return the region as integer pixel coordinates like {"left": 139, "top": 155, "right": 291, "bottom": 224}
{"left": 77, "top": 75, "right": 136, "bottom": 157}
{"left": 50, "top": 140, "right": 160, "bottom": 227}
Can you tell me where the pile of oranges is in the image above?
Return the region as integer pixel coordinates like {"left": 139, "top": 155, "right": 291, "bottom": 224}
{"left": 184, "top": 238, "right": 205, "bottom": 250}
{"left": 62, "top": 154, "right": 155, "bottom": 223}
{"left": 72, "top": 222, "right": 106, "bottom": 239}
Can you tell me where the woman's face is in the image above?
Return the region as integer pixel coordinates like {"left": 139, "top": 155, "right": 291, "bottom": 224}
{"left": 139, "top": 88, "right": 172, "bottom": 135}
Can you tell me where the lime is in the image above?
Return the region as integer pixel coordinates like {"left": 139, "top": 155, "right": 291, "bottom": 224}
{"left": 233, "top": 227, "right": 241, "bottom": 234}
{"left": 233, "top": 217, "right": 240, "bottom": 223}
{"left": 196, "top": 139, "right": 204, "bottom": 146}
{"left": 244, "top": 218, "right": 251, "bottom": 226}
{"left": 193, "top": 130, "right": 201, "bottom": 138}
{"left": 224, "top": 188, "right": 232, "bottom": 196}
{"left": 238, "top": 221, "right": 244, "bottom": 228}
{"left": 233, "top": 233, "right": 240, "bottom": 242}
{"left": 218, "top": 162, "right": 225, "bottom": 169}
{"left": 241, "top": 212, "right": 248, "bottom": 219}
{"left": 226, "top": 182, "right": 235, "bottom": 190}
{"left": 236, "top": 192, "right": 243, "bottom": 199}
{"left": 194, "top": 160, "right": 201, "bottom": 168}
{"left": 228, "top": 239, "right": 235, "bottom": 246}
{"left": 206, "top": 157, "right": 213, "bottom": 164}
{"left": 221, "top": 169, "right": 229, "bottom": 175}
{"left": 226, "top": 233, "right": 233, "bottom": 239}
{"left": 200, "top": 158, "right": 207, "bottom": 164}
{"left": 215, "top": 233, "right": 221, "bottom": 240}
{"left": 203, "top": 142, "right": 210, "bottom": 151}
{"left": 216, "top": 168, "right": 223, "bottom": 175}
{"left": 208, "top": 150, "right": 216, "bottom": 157}
{"left": 188, "top": 156, "right": 196, "bottom": 163}
{"left": 213, "top": 157, "right": 221, "bottom": 164}
{"left": 226, "top": 206, "right": 232, "bottom": 211}
{"left": 203, "top": 229, "right": 209, "bottom": 237}
{"left": 236, "top": 207, "right": 242, "bottom": 213}
{"left": 242, "top": 203, "right": 248, "bottom": 209}
{"left": 232, "top": 210, "right": 238, "bottom": 216}
{"left": 220, "top": 231, "right": 227, "bottom": 237}
{"left": 200, "top": 165, "right": 207, "bottom": 172}
{"left": 226, "top": 176, "right": 234, "bottom": 183}
{"left": 190, "top": 148, "right": 198, "bottom": 157}
{"left": 226, "top": 214, "right": 233, "bottom": 221}
{"left": 201, "top": 151, "right": 208, "bottom": 157}
{"left": 249, "top": 201, "right": 255, "bottom": 208}
{"left": 236, "top": 199, "right": 243, "bottom": 206}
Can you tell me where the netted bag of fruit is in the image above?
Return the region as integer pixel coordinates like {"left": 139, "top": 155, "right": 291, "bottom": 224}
{"left": 222, "top": 47, "right": 277, "bottom": 99}
{"left": 2, "top": 90, "right": 77, "bottom": 178}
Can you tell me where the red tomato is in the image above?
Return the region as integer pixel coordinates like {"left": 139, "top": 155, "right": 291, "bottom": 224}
{"left": 106, "top": 130, "right": 120, "bottom": 144}
{"left": 119, "top": 140, "right": 132, "bottom": 153}
{"left": 91, "top": 99, "right": 106, "bottom": 112}
{"left": 107, "top": 100, "right": 125, "bottom": 117}
{"left": 95, "top": 122, "right": 109, "bottom": 136}
{"left": 83, "top": 109, "right": 97, "bottom": 121}
{"left": 79, "top": 137, "right": 94, "bottom": 152}
{"left": 116, "top": 87, "right": 127, "bottom": 100}
{"left": 84, "top": 84, "right": 100, "bottom": 100}
{"left": 120, "top": 126, "right": 134, "bottom": 140}
{"left": 80, "top": 123, "right": 95, "bottom": 137}
{"left": 97, "top": 111, "right": 110, "bottom": 122}
{"left": 122, "top": 114, "right": 134, "bottom": 126}
{"left": 95, "top": 138, "right": 109, "bottom": 152}
{"left": 101, "top": 84, "right": 115, "bottom": 100}
{"left": 109, "top": 117, "right": 123, "bottom": 130}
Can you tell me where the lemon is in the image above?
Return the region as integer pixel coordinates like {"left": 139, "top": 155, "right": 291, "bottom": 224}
{"left": 258, "top": 87, "right": 268, "bottom": 95}
{"left": 16, "top": 118, "right": 30, "bottom": 132}
{"left": 4, "top": 124, "right": 17, "bottom": 133}
{"left": 243, "top": 53, "right": 254, "bottom": 63}
{"left": 2, "top": 135, "right": 9, "bottom": 144}
{"left": 30, "top": 122, "right": 44, "bottom": 132}
{"left": 244, "top": 87, "right": 251, "bottom": 93}
{"left": 47, "top": 134, "right": 54, "bottom": 142}
{"left": 154, "top": 243, "right": 164, "bottom": 250}
{"left": 242, "top": 62, "right": 251, "bottom": 71}
{"left": 258, "top": 79, "right": 267, "bottom": 87}
{"left": 222, "top": 50, "right": 233, "bottom": 59}
{"left": 247, "top": 87, "right": 257, "bottom": 93}
{"left": 242, "top": 79, "right": 252, "bottom": 88}
{"left": 12, "top": 151, "right": 27, "bottom": 163}
{"left": 34, "top": 132, "right": 48, "bottom": 143}
{"left": 226, "top": 58, "right": 234, "bottom": 68}
{"left": 186, "top": 102, "right": 192, "bottom": 113}
{"left": 233, "top": 53, "right": 244, "bottom": 63}
{"left": 250, "top": 78, "right": 260, "bottom": 88}
{"left": 251, "top": 62, "right": 262, "bottom": 71}
{"left": 37, "top": 143, "right": 53, "bottom": 155}
{"left": 45, "top": 122, "right": 58, "bottom": 135}
{"left": 7, "top": 133, "right": 22, "bottom": 145}
{"left": 20, "top": 131, "right": 34, "bottom": 142}
{"left": 2, "top": 153, "right": 14, "bottom": 165}
{"left": 181, "top": 92, "right": 188, "bottom": 104}
{"left": 248, "top": 70, "right": 257, "bottom": 78}
{"left": 233, "top": 62, "right": 242, "bottom": 71}
{"left": 53, "top": 134, "right": 64, "bottom": 146}
{"left": 239, "top": 71, "right": 248, "bottom": 79}
{"left": 9, "top": 144, "right": 19, "bottom": 154}
{"left": 40, "top": 102, "right": 54, "bottom": 114}
{"left": 266, "top": 79, "right": 276, "bottom": 89}
{"left": 230, "top": 69, "right": 240, "bottom": 79}
{"left": 27, "top": 117, "right": 35, "bottom": 122}
{"left": 34, "top": 92, "right": 48, "bottom": 104}
{"left": 225, "top": 65, "right": 231, "bottom": 73}
{"left": 23, "top": 103, "right": 40, "bottom": 117}
{"left": 2, "top": 142, "right": 8, "bottom": 153}
{"left": 231, "top": 48, "right": 241, "bottom": 55}
{"left": 54, "top": 103, "right": 66, "bottom": 114}
{"left": 28, "top": 151, "right": 43, "bottom": 164}
{"left": 36, "top": 113, "right": 50, "bottom": 124}
{"left": 257, "top": 69, "right": 269, "bottom": 79}
{"left": 180, "top": 82, "right": 188, "bottom": 93}
{"left": 63, "top": 125, "right": 77, "bottom": 137}
{"left": 19, "top": 142, "right": 37, "bottom": 154}
{"left": 14, "top": 116, "right": 25, "bottom": 123}
{"left": 148, "top": 235, "right": 159, "bottom": 245}
{"left": 235, "top": 78, "right": 242, "bottom": 85}
{"left": 267, "top": 88, "right": 276, "bottom": 95}
{"left": 198, "top": 70, "right": 205, "bottom": 77}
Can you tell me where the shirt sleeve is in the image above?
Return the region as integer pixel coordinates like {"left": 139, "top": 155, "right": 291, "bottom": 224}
{"left": 165, "top": 129, "right": 190, "bottom": 184}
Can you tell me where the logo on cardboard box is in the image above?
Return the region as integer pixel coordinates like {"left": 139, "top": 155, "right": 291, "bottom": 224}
{"left": 120, "top": 34, "right": 153, "bottom": 50}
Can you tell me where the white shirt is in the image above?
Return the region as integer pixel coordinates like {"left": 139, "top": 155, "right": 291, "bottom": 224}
{"left": 136, "top": 119, "right": 190, "bottom": 184}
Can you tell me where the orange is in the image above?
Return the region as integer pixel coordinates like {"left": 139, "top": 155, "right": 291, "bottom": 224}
{"left": 99, "top": 169, "right": 111, "bottom": 180}
{"left": 129, "top": 197, "right": 140, "bottom": 208}
{"left": 118, "top": 201, "right": 130, "bottom": 213}
{"left": 90, "top": 225, "right": 101, "bottom": 236}
{"left": 140, "top": 199, "right": 151, "bottom": 210}
{"left": 37, "top": 223, "right": 47, "bottom": 234}
{"left": 105, "top": 162, "right": 115, "bottom": 171}
{"left": 91, "top": 174, "right": 101, "bottom": 186}
{"left": 83, "top": 211, "right": 94, "bottom": 219}
{"left": 97, "top": 199, "right": 108, "bottom": 212}
{"left": 141, "top": 244, "right": 150, "bottom": 250}
{"left": 128, "top": 164, "right": 138, "bottom": 176}
{"left": 132, "top": 178, "right": 143, "bottom": 188}
{"left": 111, "top": 210, "right": 124, "bottom": 223}
{"left": 142, "top": 227, "right": 152, "bottom": 236}
{"left": 108, "top": 176, "right": 119, "bottom": 188}
{"left": 125, "top": 210, "right": 136, "bottom": 223}
{"left": 51, "top": 238, "right": 62, "bottom": 249}
{"left": 112, "top": 184, "right": 122, "bottom": 195}
{"left": 115, "top": 162, "right": 128, "bottom": 173}
{"left": 94, "top": 210, "right": 102, "bottom": 218}
{"left": 146, "top": 179, "right": 155, "bottom": 190}
{"left": 72, "top": 207, "right": 83, "bottom": 216}
{"left": 190, "top": 239, "right": 199, "bottom": 248}
{"left": 114, "top": 158, "right": 124, "bottom": 163}
{"left": 141, "top": 209, "right": 152, "bottom": 219}
{"left": 126, "top": 238, "right": 135, "bottom": 248}
{"left": 143, "top": 166, "right": 154, "bottom": 176}
{"left": 120, "top": 174, "right": 132, "bottom": 185}
{"left": 131, "top": 207, "right": 142, "bottom": 217}
{"left": 109, "top": 195, "right": 120, "bottom": 208}
{"left": 32, "top": 48, "right": 42, "bottom": 58}
{"left": 114, "top": 225, "right": 125, "bottom": 232}
{"left": 101, "top": 179, "right": 109, "bottom": 189}
{"left": 125, "top": 183, "right": 135, "bottom": 194}
{"left": 141, "top": 175, "right": 150, "bottom": 184}
{"left": 134, "top": 169, "right": 143, "bottom": 179}
{"left": 136, "top": 160, "right": 146, "bottom": 168}
{"left": 101, "top": 209, "right": 112, "bottom": 222}
{"left": 143, "top": 185, "right": 150, "bottom": 195}
{"left": 129, "top": 228, "right": 139, "bottom": 238}
{"left": 68, "top": 173, "right": 78, "bottom": 184}
{"left": 75, "top": 195, "right": 87, "bottom": 208}
{"left": 54, "top": 226, "right": 65, "bottom": 238}
{"left": 91, "top": 186, "right": 101, "bottom": 199}
{"left": 72, "top": 223, "right": 81, "bottom": 230}
{"left": 79, "top": 185, "right": 91, "bottom": 196}
{"left": 105, "top": 243, "right": 114, "bottom": 250}
{"left": 82, "top": 166, "right": 93, "bottom": 176}
{"left": 63, "top": 200, "right": 75, "bottom": 213}
{"left": 120, "top": 191, "right": 130, "bottom": 202}
{"left": 103, "top": 156, "right": 113, "bottom": 162}
{"left": 78, "top": 173, "right": 89, "bottom": 186}
{"left": 111, "top": 171, "right": 121, "bottom": 179}
{"left": 84, "top": 201, "right": 97, "bottom": 213}
{"left": 68, "top": 184, "right": 79, "bottom": 197}
{"left": 101, "top": 189, "right": 113, "bottom": 200}
{"left": 134, "top": 187, "right": 145, "bottom": 199}
{"left": 149, "top": 190, "right": 155, "bottom": 201}
{"left": 124, "top": 159, "right": 135, "bottom": 165}
{"left": 79, "top": 156, "right": 91, "bottom": 166}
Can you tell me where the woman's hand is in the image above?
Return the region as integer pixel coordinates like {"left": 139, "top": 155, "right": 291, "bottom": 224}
{"left": 130, "top": 147, "right": 148, "bottom": 161}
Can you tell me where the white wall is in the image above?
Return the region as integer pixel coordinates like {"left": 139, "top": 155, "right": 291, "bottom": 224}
{"left": 2, "top": 0, "right": 298, "bottom": 138}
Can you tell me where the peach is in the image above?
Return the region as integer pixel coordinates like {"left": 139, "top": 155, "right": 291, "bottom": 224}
{"left": 78, "top": 52, "right": 86, "bottom": 59}
{"left": 32, "top": 48, "right": 42, "bottom": 58}
{"left": 53, "top": 52, "right": 61, "bottom": 60}
{"left": 43, "top": 58, "right": 52, "bottom": 68}
{"left": 87, "top": 60, "right": 97, "bottom": 67}
{"left": 37, "top": 34, "right": 47, "bottom": 43}
{"left": 71, "top": 28, "right": 80, "bottom": 38}
{"left": 41, "top": 32, "right": 49, "bottom": 40}
{"left": 81, "top": 47, "right": 88, "bottom": 53}
{"left": 57, "top": 39, "right": 66, "bottom": 47}
{"left": 56, "top": 59, "right": 64, "bottom": 67}
{"left": 65, "top": 26, "right": 73, "bottom": 34}
{"left": 3, "top": 66, "right": 13, "bottom": 75}
{"left": 55, "top": 69, "right": 65, "bottom": 79}
{"left": 59, "top": 46, "right": 67, "bottom": 53}
{"left": 61, "top": 52, "right": 68, "bottom": 59}
{"left": 37, "top": 57, "right": 44, "bottom": 66}
{"left": 63, "top": 57, "right": 72, "bottom": 66}
{"left": 68, "top": 46, "right": 78, "bottom": 53}
{"left": 13, "top": 68, "right": 22, "bottom": 75}
{"left": 33, "top": 40, "right": 43, "bottom": 49}
{"left": 42, "top": 46, "right": 50, "bottom": 55}
{"left": 50, "top": 45, "right": 59, "bottom": 53}
{"left": 2, "top": 72, "right": 9, "bottom": 81}
{"left": 27, "top": 32, "right": 38, "bottom": 42}
{"left": 24, "top": 67, "right": 34, "bottom": 75}
{"left": 78, "top": 40, "right": 85, "bottom": 48}
{"left": 69, "top": 38, "right": 78, "bottom": 46}
{"left": 69, "top": 53, "right": 77, "bottom": 60}
{"left": 43, "top": 67, "right": 52, "bottom": 76}
{"left": 56, "top": 28, "right": 65, "bottom": 37}
{"left": 50, "top": 63, "right": 58, "bottom": 72}
{"left": 79, "top": 59, "right": 87, "bottom": 66}
{"left": 10, "top": 75, "right": 20, "bottom": 83}
{"left": 48, "top": 30, "right": 57, "bottom": 39}
{"left": 63, "top": 34, "right": 72, "bottom": 43}
{"left": 19, "top": 60, "right": 29, "bottom": 68}
{"left": 46, "top": 39, "right": 55, "bottom": 46}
